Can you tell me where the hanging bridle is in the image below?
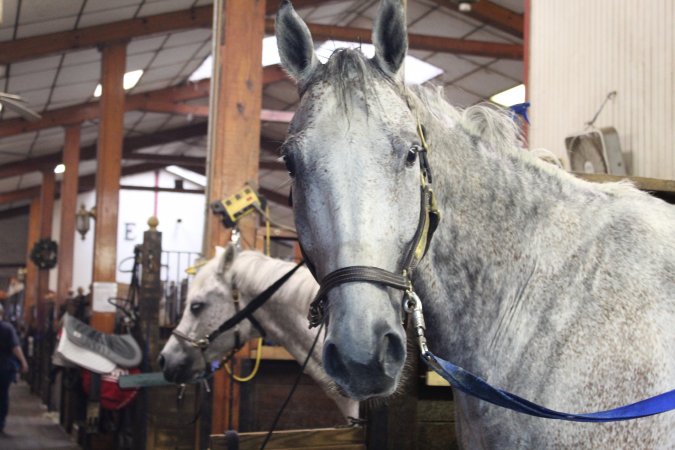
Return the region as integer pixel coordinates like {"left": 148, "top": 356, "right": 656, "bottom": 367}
{"left": 306, "top": 122, "right": 440, "bottom": 328}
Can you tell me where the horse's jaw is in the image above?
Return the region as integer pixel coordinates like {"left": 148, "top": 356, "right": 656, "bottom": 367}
{"left": 159, "top": 336, "right": 206, "bottom": 383}
{"left": 321, "top": 283, "right": 407, "bottom": 400}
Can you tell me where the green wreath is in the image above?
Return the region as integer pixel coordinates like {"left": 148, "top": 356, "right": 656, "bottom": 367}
{"left": 30, "top": 238, "right": 58, "bottom": 270}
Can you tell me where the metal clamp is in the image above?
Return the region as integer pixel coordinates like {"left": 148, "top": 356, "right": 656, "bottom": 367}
{"left": 404, "top": 290, "right": 431, "bottom": 359}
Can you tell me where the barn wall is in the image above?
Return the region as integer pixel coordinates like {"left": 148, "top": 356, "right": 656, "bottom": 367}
{"left": 528, "top": 0, "right": 674, "bottom": 179}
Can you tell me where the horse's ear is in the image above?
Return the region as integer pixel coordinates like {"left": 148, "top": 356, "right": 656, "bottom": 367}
{"left": 276, "top": 0, "right": 319, "bottom": 83}
{"left": 217, "top": 244, "right": 237, "bottom": 276}
{"left": 372, "top": 0, "right": 408, "bottom": 79}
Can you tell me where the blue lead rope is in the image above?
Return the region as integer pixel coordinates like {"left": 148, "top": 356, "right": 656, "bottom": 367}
{"left": 424, "top": 352, "right": 675, "bottom": 422}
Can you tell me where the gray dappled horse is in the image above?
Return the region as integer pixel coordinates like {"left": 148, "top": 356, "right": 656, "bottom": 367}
{"left": 275, "top": 0, "right": 675, "bottom": 448}
{"left": 158, "top": 245, "right": 358, "bottom": 419}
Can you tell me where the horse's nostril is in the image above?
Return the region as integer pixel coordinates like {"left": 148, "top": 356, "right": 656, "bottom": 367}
{"left": 323, "top": 341, "right": 348, "bottom": 380}
{"left": 382, "top": 333, "right": 405, "bottom": 378}
{"left": 158, "top": 354, "right": 165, "bottom": 369}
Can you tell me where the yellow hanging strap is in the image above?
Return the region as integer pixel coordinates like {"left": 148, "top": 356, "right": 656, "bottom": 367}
{"left": 265, "top": 204, "right": 271, "bottom": 256}
{"left": 224, "top": 203, "right": 271, "bottom": 383}
{"left": 223, "top": 337, "right": 264, "bottom": 382}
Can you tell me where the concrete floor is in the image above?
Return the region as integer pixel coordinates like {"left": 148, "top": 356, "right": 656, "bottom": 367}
{"left": 1, "top": 381, "right": 79, "bottom": 450}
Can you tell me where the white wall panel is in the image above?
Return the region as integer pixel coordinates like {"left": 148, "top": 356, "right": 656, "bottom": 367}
{"left": 529, "top": 0, "right": 674, "bottom": 179}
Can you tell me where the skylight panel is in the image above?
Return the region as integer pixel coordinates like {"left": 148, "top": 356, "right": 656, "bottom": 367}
{"left": 490, "top": 84, "right": 526, "bottom": 107}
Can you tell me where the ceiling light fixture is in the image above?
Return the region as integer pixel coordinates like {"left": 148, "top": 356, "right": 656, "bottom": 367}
{"left": 490, "top": 84, "right": 526, "bottom": 107}
{"left": 93, "top": 69, "right": 144, "bottom": 98}
{"left": 54, "top": 164, "right": 66, "bottom": 174}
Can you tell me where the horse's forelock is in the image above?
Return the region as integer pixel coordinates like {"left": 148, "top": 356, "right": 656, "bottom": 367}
{"left": 316, "top": 48, "right": 401, "bottom": 115}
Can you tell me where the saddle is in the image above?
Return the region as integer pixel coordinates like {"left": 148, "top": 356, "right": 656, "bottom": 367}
{"left": 54, "top": 313, "right": 142, "bottom": 374}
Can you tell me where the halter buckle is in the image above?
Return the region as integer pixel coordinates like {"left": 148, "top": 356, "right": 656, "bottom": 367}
{"left": 193, "top": 338, "right": 210, "bottom": 349}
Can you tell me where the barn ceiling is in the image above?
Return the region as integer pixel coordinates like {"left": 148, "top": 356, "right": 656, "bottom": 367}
{"left": 0, "top": 0, "right": 523, "bottom": 222}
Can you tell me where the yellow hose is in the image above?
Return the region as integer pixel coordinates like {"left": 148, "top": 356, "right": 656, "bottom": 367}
{"left": 223, "top": 337, "right": 263, "bottom": 382}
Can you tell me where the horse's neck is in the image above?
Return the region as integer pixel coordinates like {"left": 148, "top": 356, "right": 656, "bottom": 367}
{"left": 415, "top": 123, "right": 608, "bottom": 370}
{"left": 234, "top": 254, "right": 325, "bottom": 368}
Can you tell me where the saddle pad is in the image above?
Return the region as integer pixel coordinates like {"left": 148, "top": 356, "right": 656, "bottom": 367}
{"left": 56, "top": 328, "right": 116, "bottom": 374}
{"left": 62, "top": 314, "right": 142, "bottom": 368}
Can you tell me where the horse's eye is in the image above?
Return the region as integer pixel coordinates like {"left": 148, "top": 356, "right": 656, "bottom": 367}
{"left": 283, "top": 154, "right": 296, "bottom": 177}
{"left": 406, "top": 145, "right": 420, "bottom": 167}
{"left": 190, "top": 302, "right": 205, "bottom": 314}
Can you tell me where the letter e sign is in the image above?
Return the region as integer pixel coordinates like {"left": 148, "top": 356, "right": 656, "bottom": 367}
{"left": 125, "top": 223, "right": 136, "bottom": 241}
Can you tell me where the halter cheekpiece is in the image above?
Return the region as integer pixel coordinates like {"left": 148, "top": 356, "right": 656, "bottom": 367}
{"left": 306, "top": 121, "right": 440, "bottom": 328}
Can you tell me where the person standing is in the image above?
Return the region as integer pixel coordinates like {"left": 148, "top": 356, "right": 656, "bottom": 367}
{"left": 0, "top": 304, "right": 28, "bottom": 434}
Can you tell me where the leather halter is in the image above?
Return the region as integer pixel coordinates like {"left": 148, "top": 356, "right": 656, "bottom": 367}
{"left": 306, "top": 122, "right": 440, "bottom": 328}
{"left": 172, "top": 260, "right": 305, "bottom": 364}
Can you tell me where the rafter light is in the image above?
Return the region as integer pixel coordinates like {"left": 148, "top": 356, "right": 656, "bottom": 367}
{"left": 93, "top": 69, "right": 144, "bottom": 97}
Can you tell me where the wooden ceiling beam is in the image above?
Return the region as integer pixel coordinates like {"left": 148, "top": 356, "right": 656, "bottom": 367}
{"left": 123, "top": 153, "right": 205, "bottom": 167}
{"left": 432, "top": 1, "right": 523, "bottom": 38}
{"left": 139, "top": 101, "right": 294, "bottom": 123}
{"left": 0, "top": 7, "right": 211, "bottom": 65}
{"left": 0, "top": 186, "right": 40, "bottom": 204}
{"left": 263, "top": 19, "right": 523, "bottom": 59}
{"left": 0, "top": 1, "right": 334, "bottom": 64}
{"left": 0, "top": 63, "right": 291, "bottom": 139}
{"left": 0, "top": 122, "right": 208, "bottom": 178}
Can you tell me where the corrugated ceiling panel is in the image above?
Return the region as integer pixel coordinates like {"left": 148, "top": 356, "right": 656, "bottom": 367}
{"left": 19, "top": 0, "right": 82, "bottom": 25}
{"left": 488, "top": 59, "right": 523, "bottom": 81}
{"left": 137, "top": 0, "right": 196, "bottom": 18}
{"left": 150, "top": 43, "right": 204, "bottom": 67}
{"left": 8, "top": 69, "right": 57, "bottom": 92}
{"left": 78, "top": 6, "right": 138, "bottom": 28}
{"left": 12, "top": 55, "right": 61, "bottom": 76}
{"left": 50, "top": 83, "right": 95, "bottom": 104}
{"left": 62, "top": 49, "right": 100, "bottom": 66}
{"left": 409, "top": 10, "right": 477, "bottom": 39}
{"left": 454, "top": 67, "right": 516, "bottom": 98}
{"left": 83, "top": 0, "right": 139, "bottom": 14}
{"left": 57, "top": 61, "right": 100, "bottom": 84}
{"left": 164, "top": 29, "right": 212, "bottom": 48}
{"left": 17, "top": 16, "right": 78, "bottom": 39}
{"left": 128, "top": 36, "right": 167, "bottom": 55}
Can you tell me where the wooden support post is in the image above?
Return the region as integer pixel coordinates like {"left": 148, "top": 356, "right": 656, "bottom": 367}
{"left": 24, "top": 196, "right": 41, "bottom": 326}
{"left": 91, "top": 42, "right": 126, "bottom": 333}
{"left": 37, "top": 170, "right": 55, "bottom": 330}
{"left": 57, "top": 125, "right": 81, "bottom": 304}
{"left": 204, "top": 0, "right": 266, "bottom": 438}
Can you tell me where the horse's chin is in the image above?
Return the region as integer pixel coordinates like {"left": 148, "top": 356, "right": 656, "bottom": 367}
{"left": 334, "top": 375, "right": 399, "bottom": 401}
{"left": 162, "top": 364, "right": 204, "bottom": 384}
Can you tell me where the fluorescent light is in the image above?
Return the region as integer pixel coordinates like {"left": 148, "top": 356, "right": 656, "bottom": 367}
{"left": 315, "top": 40, "right": 443, "bottom": 84}
{"left": 189, "top": 55, "right": 213, "bottom": 82}
{"left": 490, "top": 84, "right": 525, "bottom": 107}
{"left": 165, "top": 165, "right": 206, "bottom": 187}
{"left": 93, "top": 69, "right": 144, "bottom": 97}
{"left": 189, "top": 37, "right": 283, "bottom": 82}
{"left": 54, "top": 164, "right": 66, "bottom": 174}
{"left": 262, "top": 36, "right": 281, "bottom": 67}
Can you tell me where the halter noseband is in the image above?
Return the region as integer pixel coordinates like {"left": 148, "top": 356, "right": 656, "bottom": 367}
{"left": 306, "top": 122, "right": 440, "bottom": 327}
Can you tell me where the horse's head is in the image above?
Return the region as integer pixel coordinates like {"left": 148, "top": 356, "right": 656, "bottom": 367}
{"left": 159, "top": 245, "right": 254, "bottom": 382}
{"left": 277, "top": 0, "right": 423, "bottom": 399}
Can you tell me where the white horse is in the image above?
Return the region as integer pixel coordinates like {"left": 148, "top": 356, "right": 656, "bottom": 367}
{"left": 158, "top": 245, "right": 358, "bottom": 420}
{"left": 275, "top": 0, "right": 675, "bottom": 448}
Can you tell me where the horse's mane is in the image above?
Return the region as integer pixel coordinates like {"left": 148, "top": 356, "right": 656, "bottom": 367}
{"left": 231, "top": 252, "right": 318, "bottom": 307}
{"left": 407, "top": 83, "right": 646, "bottom": 199}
